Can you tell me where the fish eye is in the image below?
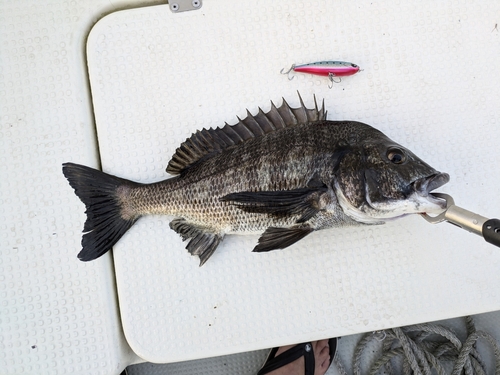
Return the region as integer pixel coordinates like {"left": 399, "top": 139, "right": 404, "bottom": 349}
{"left": 386, "top": 148, "right": 406, "bottom": 164}
{"left": 351, "top": 64, "right": 358, "bottom": 67}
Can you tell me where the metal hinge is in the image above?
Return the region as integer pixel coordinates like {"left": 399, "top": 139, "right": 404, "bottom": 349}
{"left": 169, "top": 0, "right": 202, "bottom": 13}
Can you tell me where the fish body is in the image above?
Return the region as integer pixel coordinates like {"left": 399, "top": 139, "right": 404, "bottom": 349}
{"left": 63, "top": 95, "right": 449, "bottom": 265}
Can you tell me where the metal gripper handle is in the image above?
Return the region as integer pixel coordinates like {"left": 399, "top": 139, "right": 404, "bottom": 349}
{"left": 421, "top": 193, "right": 500, "bottom": 248}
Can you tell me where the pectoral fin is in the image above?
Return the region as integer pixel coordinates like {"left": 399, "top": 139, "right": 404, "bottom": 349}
{"left": 253, "top": 226, "right": 314, "bottom": 252}
{"left": 220, "top": 185, "right": 328, "bottom": 223}
{"left": 169, "top": 218, "right": 224, "bottom": 266}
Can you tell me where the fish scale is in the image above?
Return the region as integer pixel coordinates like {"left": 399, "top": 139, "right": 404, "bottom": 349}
{"left": 62, "top": 94, "right": 449, "bottom": 266}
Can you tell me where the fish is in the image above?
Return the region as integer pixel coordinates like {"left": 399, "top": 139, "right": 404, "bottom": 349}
{"left": 62, "top": 94, "right": 450, "bottom": 266}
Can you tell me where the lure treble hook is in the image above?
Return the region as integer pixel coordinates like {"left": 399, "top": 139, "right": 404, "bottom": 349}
{"left": 280, "top": 64, "right": 296, "bottom": 81}
{"left": 328, "top": 73, "right": 342, "bottom": 89}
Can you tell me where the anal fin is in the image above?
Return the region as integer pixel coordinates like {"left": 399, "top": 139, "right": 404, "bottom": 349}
{"left": 253, "top": 226, "right": 313, "bottom": 253}
{"left": 169, "top": 218, "right": 224, "bottom": 266}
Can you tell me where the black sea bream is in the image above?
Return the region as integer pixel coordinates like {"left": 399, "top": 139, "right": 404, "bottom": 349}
{"left": 63, "top": 95, "right": 449, "bottom": 265}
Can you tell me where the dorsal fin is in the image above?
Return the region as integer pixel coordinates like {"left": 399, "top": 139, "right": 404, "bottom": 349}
{"left": 166, "top": 93, "right": 327, "bottom": 175}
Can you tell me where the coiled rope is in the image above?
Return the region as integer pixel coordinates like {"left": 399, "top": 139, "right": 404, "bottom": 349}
{"left": 334, "top": 316, "right": 500, "bottom": 375}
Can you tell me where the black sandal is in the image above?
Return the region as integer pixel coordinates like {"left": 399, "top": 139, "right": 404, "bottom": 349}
{"left": 257, "top": 338, "right": 338, "bottom": 375}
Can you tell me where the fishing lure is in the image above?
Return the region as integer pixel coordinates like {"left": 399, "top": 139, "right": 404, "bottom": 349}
{"left": 281, "top": 61, "right": 361, "bottom": 88}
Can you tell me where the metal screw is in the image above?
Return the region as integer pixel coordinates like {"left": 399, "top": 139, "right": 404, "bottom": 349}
{"left": 305, "top": 343, "right": 312, "bottom": 352}
{"left": 192, "top": 0, "right": 201, "bottom": 7}
{"left": 171, "top": 3, "right": 179, "bottom": 11}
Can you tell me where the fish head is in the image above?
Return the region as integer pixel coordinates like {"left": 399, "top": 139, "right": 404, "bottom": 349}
{"left": 334, "top": 124, "right": 450, "bottom": 223}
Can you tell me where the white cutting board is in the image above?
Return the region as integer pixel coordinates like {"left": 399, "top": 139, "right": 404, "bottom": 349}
{"left": 87, "top": 0, "right": 500, "bottom": 363}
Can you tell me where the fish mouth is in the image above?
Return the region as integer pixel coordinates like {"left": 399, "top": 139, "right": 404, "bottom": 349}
{"left": 412, "top": 172, "right": 450, "bottom": 208}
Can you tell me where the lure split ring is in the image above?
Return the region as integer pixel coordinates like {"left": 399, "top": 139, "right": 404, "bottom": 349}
{"left": 280, "top": 61, "right": 362, "bottom": 88}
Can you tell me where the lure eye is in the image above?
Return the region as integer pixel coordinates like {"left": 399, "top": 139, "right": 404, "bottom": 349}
{"left": 387, "top": 148, "right": 406, "bottom": 164}
{"left": 351, "top": 64, "right": 358, "bottom": 67}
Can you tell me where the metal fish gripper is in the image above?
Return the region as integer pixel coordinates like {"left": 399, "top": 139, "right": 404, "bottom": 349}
{"left": 421, "top": 193, "right": 500, "bottom": 248}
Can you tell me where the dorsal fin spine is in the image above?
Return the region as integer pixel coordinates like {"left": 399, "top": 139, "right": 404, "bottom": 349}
{"left": 277, "top": 98, "right": 298, "bottom": 127}
{"left": 257, "top": 107, "right": 276, "bottom": 132}
{"left": 222, "top": 123, "right": 245, "bottom": 143}
{"left": 292, "top": 93, "right": 308, "bottom": 124}
{"left": 243, "top": 110, "right": 265, "bottom": 136}
{"left": 267, "top": 101, "right": 286, "bottom": 129}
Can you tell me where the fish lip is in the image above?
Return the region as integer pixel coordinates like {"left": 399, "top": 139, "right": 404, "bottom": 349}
{"left": 412, "top": 172, "right": 450, "bottom": 208}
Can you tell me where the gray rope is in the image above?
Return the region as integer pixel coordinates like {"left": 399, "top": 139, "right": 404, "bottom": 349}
{"left": 353, "top": 332, "right": 380, "bottom": 375}
{"left": 452, "top": 330, "right": 500, "bottom": 375}
{"left": 392, "top": 327, "right": 427, "bottom": 375}
{"left": 334, "top": 350, "right": 349, "bottom": 375}
{"left": 404, "top": 323, "right": 476, "bottom": 375}
{"left": 344, "top": 316, "right": 500, "bottom": 375}
{"left": 369, "top": 344, "right": 446, "bottom": 375}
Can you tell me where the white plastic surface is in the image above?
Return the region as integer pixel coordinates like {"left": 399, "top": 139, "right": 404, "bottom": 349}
{"left": 86, "top": 0, "right": 500, "bottom": 364}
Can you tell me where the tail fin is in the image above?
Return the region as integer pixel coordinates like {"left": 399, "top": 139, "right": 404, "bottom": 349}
{"left": 62, "top": 162, "right": 140, "bottom": 261}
